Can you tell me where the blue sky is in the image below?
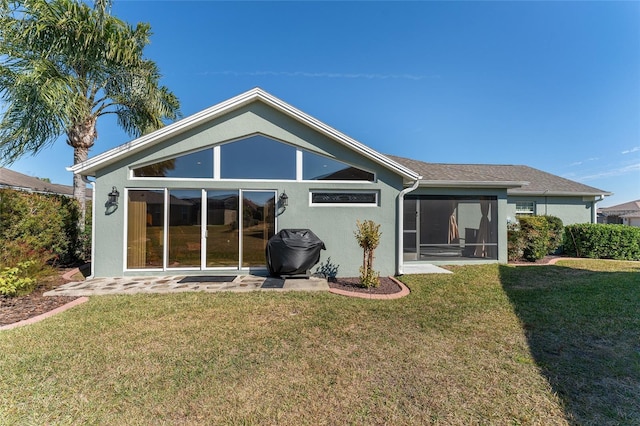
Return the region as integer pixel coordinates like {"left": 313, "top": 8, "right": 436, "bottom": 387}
{"left": 8, "top": 1, "right": 640, "bottom": 207}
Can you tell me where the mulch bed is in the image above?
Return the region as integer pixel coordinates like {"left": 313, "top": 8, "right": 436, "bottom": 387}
{"left": 508, "top": 255, "right": 561, "bottom": 265}
{"left": 0, "top": 272, "right": 78, "bottom": 327}
{"left": 328, "top": 276, "right": 401, "bottom": 295}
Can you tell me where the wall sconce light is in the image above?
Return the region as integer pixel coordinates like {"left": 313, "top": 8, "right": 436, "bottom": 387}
{"left": 108, "top": 186, "right": 120, "bottom": 206}
{"left": 279, "top": 191, "right": 289, "bottom": 208}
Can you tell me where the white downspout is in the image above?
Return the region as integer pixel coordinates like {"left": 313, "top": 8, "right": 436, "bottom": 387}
{"left": 397, "top": 178, "right": 421, "bottom": 275}
{"left": 592, "top": 194, "right": 605, "bottom": 224}
{"left": 81, "top": 175, "right": 96, "bottom": 279}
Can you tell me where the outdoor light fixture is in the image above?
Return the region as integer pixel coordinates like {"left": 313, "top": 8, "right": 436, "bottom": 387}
{"left": 108, "top": 186, "right": 120, "bottom": 206}
{"left": 279, "top": 191, "right": 289, "bottom": 208}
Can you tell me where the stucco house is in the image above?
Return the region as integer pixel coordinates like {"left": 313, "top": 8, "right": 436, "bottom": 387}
{"left": 598, "top": 200, "right": 640, "bottom": 227}
{"left": 70, "top": 88, "right": 610, "bottom": 279}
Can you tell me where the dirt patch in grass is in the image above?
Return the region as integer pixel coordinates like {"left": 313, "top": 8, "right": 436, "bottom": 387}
{"left": 0, "top": 271, "right": 78, "bottom": 326}
{"left": 328, "top": 276, "right": 401, "bottom": 295}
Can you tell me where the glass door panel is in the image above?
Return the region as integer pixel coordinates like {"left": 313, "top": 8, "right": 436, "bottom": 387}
{"left": 168, "top": 190, "right": 202, "bottom": 268}
{"left": 127, "top": 190, "right": 165, "bottom": 269}
{"left": 241, "top": 191, "right": 276, "bottom": 267}
{"left": 206, "top": 191, "right": 239, "bottom": 267}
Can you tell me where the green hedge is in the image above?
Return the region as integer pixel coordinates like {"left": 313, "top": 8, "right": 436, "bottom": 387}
{"left": 0, "top": 189, "right": 89, "bottom": 268}
{"left": 564, "top": 223, "right": 640, "bottom": 261}
{"left": 508, "top": 215, "right": 564, "bottom": 262}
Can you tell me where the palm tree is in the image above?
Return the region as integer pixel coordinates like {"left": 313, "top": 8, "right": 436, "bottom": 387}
{"left": 0, "top": 0, "right": 181, "bottom": 228}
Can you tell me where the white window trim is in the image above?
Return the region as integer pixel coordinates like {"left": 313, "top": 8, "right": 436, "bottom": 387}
{"left": 515, "top": 201, "right": 535, "bottom": 215}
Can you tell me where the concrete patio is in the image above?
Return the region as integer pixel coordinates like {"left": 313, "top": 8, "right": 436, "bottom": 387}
{"left": 44, "top": 275, "right": 329, "bottom": 297}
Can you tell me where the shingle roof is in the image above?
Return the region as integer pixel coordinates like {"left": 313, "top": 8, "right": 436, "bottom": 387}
{"left": 599, "top": 200, "right": 640, "bottom": 213}
{"left": 387, "top": 155, "right": 610, "bottom": 196}
{"left": 0, "top": 168, "right": 91, "bottom": 199}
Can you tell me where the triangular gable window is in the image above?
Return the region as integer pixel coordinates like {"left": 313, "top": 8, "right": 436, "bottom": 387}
{"left": 131, "top": 135, "right": 374, "bottom": 181}
{"left": 133, "top": 148, "right": 213, "bottom": 178}
{"left": 303, "top": 151, "right": 374, "bottom": 181}
{"left": 219, "top": 135, "right": 296, "bottom": 180}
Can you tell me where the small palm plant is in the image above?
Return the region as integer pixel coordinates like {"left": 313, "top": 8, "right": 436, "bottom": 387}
{"left": 354, "top": 220, "right": 381, "bottom": 288}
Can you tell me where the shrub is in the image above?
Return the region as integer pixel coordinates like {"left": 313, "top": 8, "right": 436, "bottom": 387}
{"left": 315, "top": 256, "right": 339, "bottom": 282}
{"left": 354, "top": 220, "right": 381, "bottom": 288}
{"left": 0, "top": 189, "right": 89, "bottom": 266}
{"left": 542, "top": 215, "right": 564, "bottom": 254}
{"left": 564, "top": 223, "right": 640, "bottom": 261}
{"left": 519, "top": 216, "right": 550, "bottom": 261}
{"left": 0, "top": 261, "right": 37, "bottom": 296}
{"left": 507, "top": 221, "right": 524, "bottom": 261}
{"left": 509, "top": 215, "right": 564, "bottom": 262}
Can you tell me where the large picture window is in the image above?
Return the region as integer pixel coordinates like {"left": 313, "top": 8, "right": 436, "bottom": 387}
{"left": 303, "top": 151, "right": 374, "bottom": 181}
{"left": 132, "top": 149, "right": 213, "bottom": 178}
{"left": 130, "top": 135, "right": 374, "bottom": 182}
{"left": 403, "top": 196, "right": 498, "bottom": 261}
{"left": 220, "top": 135, "right": 296, "bottom": 180}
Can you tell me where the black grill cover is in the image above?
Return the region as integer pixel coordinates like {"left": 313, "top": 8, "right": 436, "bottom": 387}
{"left": 266, "top": 229, "right": 326, "bottom": 276}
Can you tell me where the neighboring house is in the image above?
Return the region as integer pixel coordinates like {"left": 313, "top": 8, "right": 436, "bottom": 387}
{"left": 0, "top": 167, "right": 91, "bottom": 199}
{"left": 69, "top": 88, "right": 610, "bottom": 278}
{"left": 598, "top": 200, "right": 640, "bottom": 227}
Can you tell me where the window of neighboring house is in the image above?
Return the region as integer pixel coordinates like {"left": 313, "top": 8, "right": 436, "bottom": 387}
{"left": 132, "top": 148, "right": 214, "bottom": 178}
{"left": 515, "top": 201, "right": 535, "bottom": 215}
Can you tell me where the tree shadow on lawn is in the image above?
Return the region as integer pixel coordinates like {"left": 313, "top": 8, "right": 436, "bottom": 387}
{"left": 499, "top": 263, "right": 640, "bottom": 425}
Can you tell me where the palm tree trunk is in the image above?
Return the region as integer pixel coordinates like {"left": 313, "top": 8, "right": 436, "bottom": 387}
{"left": 68, "top": 116, "right": 97, "bottom": 232}
{"left": 73, "top": 146, "right": 89, "bottom": 231}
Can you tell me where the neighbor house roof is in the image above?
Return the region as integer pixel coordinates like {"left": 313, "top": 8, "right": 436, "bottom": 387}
{"left": 388, "top": 156, "right": 611, "bottom": 196}
{"left": 598, "top": 199, "right": 640, "bottom": 216}
{"left": 0, "top": 167, "right": 91, "bottom": 199}
{"left": 69, "top": 87, "right": 421, "bottom": 182}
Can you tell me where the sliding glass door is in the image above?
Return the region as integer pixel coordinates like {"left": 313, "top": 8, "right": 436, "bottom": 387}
{"left": 241, "top": 191, "right": 276, "bottom": 267}
{"left": 127, "top": 189, "right": 275, "bottom": 270}
{"left": 168, "top": 190, "right": 202, "bottom": 268}
{"left": 206, "top": 191, "right": 239, "bottom": 267}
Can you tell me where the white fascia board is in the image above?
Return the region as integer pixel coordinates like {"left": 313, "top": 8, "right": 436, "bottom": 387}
{"left": 418, "top": 180, "right": 529, "bottom": 189}
{"left": 69, "top": 87, "right": 421, "bottom": 181}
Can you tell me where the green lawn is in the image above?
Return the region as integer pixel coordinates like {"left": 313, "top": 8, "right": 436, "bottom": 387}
{"left": 1, "top": 260, "right": 638, "bottom": 424}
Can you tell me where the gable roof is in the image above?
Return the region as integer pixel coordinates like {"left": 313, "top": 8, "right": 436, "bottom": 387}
{"left": 599, "top": 199, "right": 640, "bottom": 214}
{"left": 388, "top": 155, "right": 611, "bottom": 196}
{"left": 69, "top": 87, "right": 421, "bottom": 181}
{"left": 0, "top": 167, "right": 91, "bottom": 199}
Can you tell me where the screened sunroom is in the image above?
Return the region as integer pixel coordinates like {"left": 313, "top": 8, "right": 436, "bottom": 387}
{"left": 403, "top": 195, "right": 498, "bottom": 262}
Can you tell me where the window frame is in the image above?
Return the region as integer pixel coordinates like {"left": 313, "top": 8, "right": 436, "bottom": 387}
{"left": 515, "top": 201, "right": 535, "bottom": 215}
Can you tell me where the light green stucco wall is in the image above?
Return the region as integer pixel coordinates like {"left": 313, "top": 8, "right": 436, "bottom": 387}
{"left": 507, "top": 195, "right": 596, "bottom": 225}
{"left": 91, "top": 101, "right": 404, "bottom": 278}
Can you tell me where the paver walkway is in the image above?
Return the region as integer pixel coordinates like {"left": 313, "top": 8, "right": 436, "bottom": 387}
{"left": 45, "top": 275, "right": 329, "bottom": 297}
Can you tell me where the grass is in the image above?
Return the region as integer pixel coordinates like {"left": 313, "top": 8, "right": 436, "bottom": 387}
{"left": 0, "top": 260, "right": 638, "bottom": 424}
